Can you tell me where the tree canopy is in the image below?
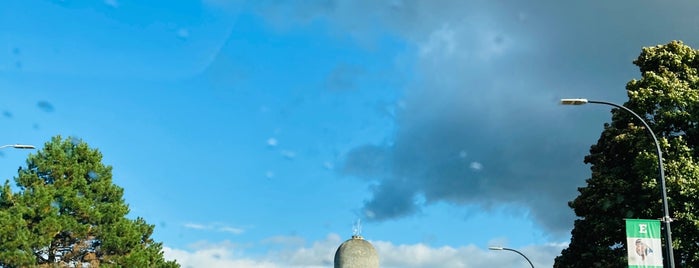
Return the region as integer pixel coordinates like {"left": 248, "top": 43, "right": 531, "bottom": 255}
{"left": 0, "top": 136, "right": 179, "bottom": 267}
{"left": 554, "top": 41, "right": 699, "bottom": 267}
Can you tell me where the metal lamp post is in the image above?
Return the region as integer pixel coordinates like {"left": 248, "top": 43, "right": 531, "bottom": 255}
{"left": 561, "top": 98, "right": 675, "bottom": 268}
{"left": 489, "top": 246, "right": 534, "bottom": 268}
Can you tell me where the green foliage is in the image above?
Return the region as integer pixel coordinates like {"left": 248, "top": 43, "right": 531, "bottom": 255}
{"left": 554, "top": 41, "right": 699, "bottom": 267}
{"left": 0, "top": 136, "right": 179, "bottom": 267}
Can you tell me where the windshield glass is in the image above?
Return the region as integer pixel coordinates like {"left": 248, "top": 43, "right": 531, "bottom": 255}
{"left": 2, "top": 1, "right": 698, "bottom": 267}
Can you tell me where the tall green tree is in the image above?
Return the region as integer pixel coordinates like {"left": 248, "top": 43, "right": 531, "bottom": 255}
{"left": 554, "top": 41, "right": 699, "bottom": 267}
{"left": 0, "top": 136, "right": 179, "bottom": 267}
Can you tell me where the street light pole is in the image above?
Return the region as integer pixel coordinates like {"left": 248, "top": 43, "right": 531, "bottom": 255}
{"left": 489, "top": 246, "right": 534, "bottom": 268}
{"left": 561, "top": 98, "right": 675, "bottom": 268}
{"left": 0, "top": 144, "right": 36, "bottom": 150}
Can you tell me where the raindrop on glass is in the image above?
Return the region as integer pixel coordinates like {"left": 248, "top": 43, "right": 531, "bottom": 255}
{"left": 37, "top": 101, "right": 55, "bottom": 113}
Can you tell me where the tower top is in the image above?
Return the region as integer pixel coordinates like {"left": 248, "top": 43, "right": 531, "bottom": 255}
{"left": 334, "top": 233, "right": 379, "bottom": 268}
{"left": 352, "top": 219, "right": 362, "bottom": 237}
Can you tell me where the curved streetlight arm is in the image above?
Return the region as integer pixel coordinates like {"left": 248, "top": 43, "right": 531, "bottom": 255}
{"left": 560, "top": 98, "right": 675, "bottom": 268}
{"left": 0, "top": 144, "right": 36, "bottom": 150}
{"left": 585, "top": 100, "right": 670, "bottom": 221}
{"left": 489, "top": 246, "right": 534, "bottom": 268}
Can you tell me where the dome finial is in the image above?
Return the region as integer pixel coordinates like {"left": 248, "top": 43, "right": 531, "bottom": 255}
{"left": 352, "top": 219, "right": 362, "bottom": 238}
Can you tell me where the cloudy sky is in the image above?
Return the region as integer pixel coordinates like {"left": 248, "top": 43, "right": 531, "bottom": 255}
{"left": 2, "top": 0, "right": 699, "bottom": 267}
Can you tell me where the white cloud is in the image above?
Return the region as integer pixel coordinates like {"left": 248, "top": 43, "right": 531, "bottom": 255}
{"left": 219, "top": 226, "right": 245, "bottom": 235}
{"left": 272, "top": 234, "right": 339, "bottom": 266}
{"left": 184, "top": 223, "right": 207, "bottom": 230}
{"left": 164, "top": 246, "right": 279, "bottom": 268}
{"left": 375, "top": 242, "right": 565, "bottom": 268}
{"left": 183, "top": 222, "right": 246, "bottom": 235}
{"left": 164, "top": 234, "right": 565, "bottom": 268}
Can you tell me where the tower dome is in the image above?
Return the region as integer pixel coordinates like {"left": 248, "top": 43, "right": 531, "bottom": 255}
{"left": 334, "top": 235, "right": 379, "bottom": 268}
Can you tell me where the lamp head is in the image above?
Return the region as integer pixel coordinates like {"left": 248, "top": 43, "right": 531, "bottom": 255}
{"left": 560, "top": 98, "right": 589, "bottom": 105}
{"left": 13, "top": 144, "right": 35, "bottom": 149}
{"left": 489, "top": 246, "right": 504, "bottom": 250}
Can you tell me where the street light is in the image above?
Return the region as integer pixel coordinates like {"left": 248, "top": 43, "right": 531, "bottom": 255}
{"left": 561, "top": 98, "right": 675, "bottom": 268}
{"left": 489, "top": 246, "right": 534, "bottom": 268}
{"left": 0, "top": 144, "right": 35, "bottom": 150}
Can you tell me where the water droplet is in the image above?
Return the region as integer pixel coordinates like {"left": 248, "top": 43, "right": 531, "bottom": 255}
{"left": 37, "top": 101, "right": 54, "bottom": 113}
{"left": 364, "top": 209, "right": 376, "bottom": 219}
{"left": 177, "top": 28, "right": 189, "bottom": 40}
{"left": 459, "top": 150, "right": 468, "bottom": 158}
{"left": 104, "top": 0, "right": 119, "bottom": 8}
{"left": 493, "top": 35, "right": 504, "bottom": 45}
{"left": 69, "top": 137, "right": 81, "bottom": 146}
{"left": 267, "top": 138, "right": 278, "bottom": 147}
{"left": 281, "top": 150, "right": 296, "bottom": 160}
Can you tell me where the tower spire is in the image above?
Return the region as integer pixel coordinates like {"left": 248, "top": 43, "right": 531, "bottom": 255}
{"left": 352, "top": 219, "right": 362, "bottom": 238}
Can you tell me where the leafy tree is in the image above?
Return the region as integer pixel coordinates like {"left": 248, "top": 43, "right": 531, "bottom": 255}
{"left": 554, "top": 41, "right": 699, "bottom": 267}
{"left": 0, "top": 136, "right": 179, "bottom": 267}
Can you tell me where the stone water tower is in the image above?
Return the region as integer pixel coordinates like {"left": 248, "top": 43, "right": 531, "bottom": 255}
{"left": 333, "top": 234, "right": 379, "bottom": 268}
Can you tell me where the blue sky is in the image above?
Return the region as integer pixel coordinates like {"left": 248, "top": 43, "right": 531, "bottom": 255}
{"left": 2, "top": 0, "right": 699, "bottom": 267}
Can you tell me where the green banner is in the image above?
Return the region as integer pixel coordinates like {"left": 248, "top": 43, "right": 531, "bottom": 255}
{"left": 626, "top": 219, "right": 663, "bottom": 268}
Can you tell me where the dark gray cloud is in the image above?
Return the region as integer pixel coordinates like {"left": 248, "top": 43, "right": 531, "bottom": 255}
{"left": 250, "top": 0, "right": 699, "bottom": 237}
{"left": 341, "top": 144, "right": 391, "bottom": 180}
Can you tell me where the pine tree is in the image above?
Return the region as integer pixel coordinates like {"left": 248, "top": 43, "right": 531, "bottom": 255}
{"left": 554, "top": 41, "right": 699, "bottom": 267}
{"left": 0, "top": 136, "right": 179, "bottom": 267}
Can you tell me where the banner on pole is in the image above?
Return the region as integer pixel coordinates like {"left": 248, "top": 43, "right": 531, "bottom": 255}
{"left": 626, "top": 219, "right": 663, "bottom": 268}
